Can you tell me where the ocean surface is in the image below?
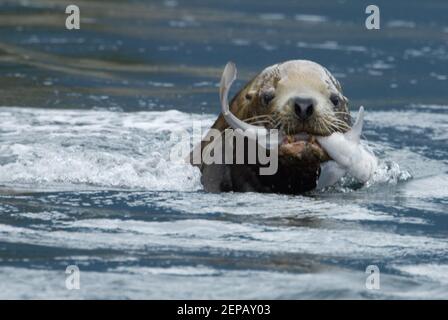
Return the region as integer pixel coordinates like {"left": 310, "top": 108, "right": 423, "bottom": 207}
{"left": 0, "top": 0, "right": 447, "bottom": 299}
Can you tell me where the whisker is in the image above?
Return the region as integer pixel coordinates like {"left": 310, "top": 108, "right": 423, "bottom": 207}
{"left": 245, "top": 118, "right": 273, "bottom": 124}
{"left": 243, "top": 114, "right": 273, "bottom": 122}
{"left": 246, "top": 120, "right": 272, "bottom": 126}
{"left": 320, "top": 118, "right": 339, "bottom": 134}
{"left": 323, "top": 116, "right": 351, "bottom": 130}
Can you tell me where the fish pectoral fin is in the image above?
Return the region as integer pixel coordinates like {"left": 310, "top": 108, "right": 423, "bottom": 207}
{"left": 344, "top": 106, "right": 364, "bottom": 144}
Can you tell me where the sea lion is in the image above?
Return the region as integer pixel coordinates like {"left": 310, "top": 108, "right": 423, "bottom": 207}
{"left": 192, "top": 60, "right": 373, "bottom": 194}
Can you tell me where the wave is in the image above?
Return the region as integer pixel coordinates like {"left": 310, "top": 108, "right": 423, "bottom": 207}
{"left": 0, "top": 106, "right": 433, "bottom": 192}
{"left": 0, "top": 107, "right": 214, "bottom": 191}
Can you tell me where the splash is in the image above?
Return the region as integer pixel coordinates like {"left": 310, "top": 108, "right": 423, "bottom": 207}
{"left": 0, "top": 107, "right": 213, "bottom": 191}
{"left": 0, "top": 106, "right": 413, "bottom": 192}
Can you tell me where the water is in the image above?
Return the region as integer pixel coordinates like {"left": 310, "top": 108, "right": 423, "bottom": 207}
{"left": 0, "top": 0, "right": 447, "bottom": 299}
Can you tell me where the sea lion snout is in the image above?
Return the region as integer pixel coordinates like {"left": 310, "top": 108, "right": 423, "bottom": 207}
{"left": 291, "top": 96, "right": 316, "bottom": 121}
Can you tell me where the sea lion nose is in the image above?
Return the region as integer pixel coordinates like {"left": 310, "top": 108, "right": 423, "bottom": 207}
{"left": 293, "top": 97, "right": 315, "bottom": 120}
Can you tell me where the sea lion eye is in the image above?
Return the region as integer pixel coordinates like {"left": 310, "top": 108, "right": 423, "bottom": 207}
{"left": 261, "top": 90, "right": 275, "bottom": 106}
{"left": 245, "top": 90, "right": 256, "bottom": 100}
{"left": 330, "top": 94, "right": 340, "bottom": 107}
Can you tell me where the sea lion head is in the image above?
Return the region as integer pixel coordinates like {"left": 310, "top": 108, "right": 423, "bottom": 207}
{"left": 199, "top": 60, "right": 353, "bottom": 193}
{"left": 243, "top": 60, "right": 350, "bottom": 136}
{"left": 226, "top": 60, "right": 351, "bottom": 164}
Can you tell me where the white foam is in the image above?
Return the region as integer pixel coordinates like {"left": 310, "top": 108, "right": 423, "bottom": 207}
{"left": 367, "top": 108, "right": 448, "bottom": 141}
{"left": 0, "top": 266, "right": 367, "bottom": 299}
{"left": 0, "top": 107, "right": 214, "bottom": 191}
{"left": 259, "top": 13, "right": 285, "bottom": 21}
{"left": 296, "top": 41, "right": 367, "bottom": 53}
{"left": 0, "top": 263, "right": 447, "bottom": 299}
{"left": 400, "top": 174, "right": 448, "bottom": 199}
{"left": 294, "top": 14, "right": 328, "bottom": 23}
{"left": 386, "top": 20, "right": 416, "bottom": 28}
{"left": 113, "top": 266, "right": 221, "bottom": 276}
{"left": 394, "top": 264, "right": 448, "bottom": 284}
{"left": 0, "top": 107, "right": 422, "bottom": 192}
{"left": 1, "top": 217, "right": 447, "bottom": 258}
